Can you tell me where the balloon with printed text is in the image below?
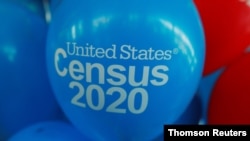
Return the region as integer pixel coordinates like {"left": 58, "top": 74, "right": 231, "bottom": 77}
{"left": 46, "top": 0, "right": 205, "bottom": 140}
{"left": 194, "top": 0, "right": 250, "bottom": 76}
{"left": 0, "top": 2, "right": 63, "bottom": 140}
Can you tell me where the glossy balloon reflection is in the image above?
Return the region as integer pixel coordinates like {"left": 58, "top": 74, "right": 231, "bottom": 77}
{"left": 46, "top": 0, "right": 205, "bottom": 140}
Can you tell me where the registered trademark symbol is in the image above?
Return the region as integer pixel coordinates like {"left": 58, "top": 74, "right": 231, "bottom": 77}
{"left": 173, "top": 48, "right": 179, "bottom": 54}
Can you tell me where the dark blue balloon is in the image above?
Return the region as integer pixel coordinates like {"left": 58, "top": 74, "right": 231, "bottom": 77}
{"left": 153, "top": 95, "right": 202, "bottom": 141}
{"left": 197, "top": 68, "right": 224, "bottom": 124}
{"left": 46, "top": 0, "right": 205, "bottom": 140}
{"left": 0, "top": 2, "right": 63, "bottom": 140}
{"left": 8, "top": 121, "right": 90, "bottom": 141}
{"left": 173, "top": 95, "right": 202, "bottom": 125}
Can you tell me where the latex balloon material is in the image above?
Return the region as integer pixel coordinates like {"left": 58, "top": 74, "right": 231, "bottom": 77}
{"left": 208, "top": 53, "right": 250, "bottom": 124}
{"left": 49, "top": 0, "right": 62, "bottom": 13}
{"left": 173, "top": 94, "right": 202, "bottom": 125}
{"left": 197, "top": 68, "right": 224, "bottom": 124}
{"left": 46, "top": 0, "right": 62, "bottom": 23}
{"left": 8, "top": 121, "right": 90, "bottom": 141}
{"left": 194, "top": 0, "right": 250, "bottom": 76}
{"left": 46, "top": 0, "right": 205, "bottom": 140}
{"left": 153, "top": 95, "right": 202, "bottom": 141}
{"left": 0, "top": 0, "right": 46, "bottom": 19}
{"left": 0, "top": 3, "right": 62, "bottom": 140}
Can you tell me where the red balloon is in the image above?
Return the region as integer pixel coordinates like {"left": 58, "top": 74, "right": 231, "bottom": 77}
{"left": 208, "top": 53, "right": 250, "bottom": 124}
{"left": 194, "top": 0, "right": 250, "bottom": 76}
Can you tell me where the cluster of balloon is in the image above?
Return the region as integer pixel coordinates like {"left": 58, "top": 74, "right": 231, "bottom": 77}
{"left": 46, "top": 0, "right": 205, "bottom": 140}
{"left": 194, "top": 0, "right": 250, "bottom": 76}
{"left": 8, "top": 121, "right": 90, "bottom": 141}
{"left": 196, "top": 68, "right": 224, "bottom": 124}
{"left": 0, "top": 2, "right": 63, "bottom": 140}
{"left": 208, "top": 53, "right": 250, "bottom": 124}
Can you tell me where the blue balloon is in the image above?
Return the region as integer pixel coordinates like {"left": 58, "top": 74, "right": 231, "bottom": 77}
{"left": 173, "top": 94, "right": 202, "bottom": 125}
{"left": 49, "top": 0, "right": 62, "bottom": 12}
{"left": 46, "top": 0, "right": 205, "bottom": 140}
{"left": 46, "top": 0, "right": 62, "bottom": 23}
{"left": 8, "top": 121, "right": 90, "bottom": 141}
{"left": 0, "top": 0, "right": 46, "bottom": 19}
{"left": 153, "top": 95, "right": 202, "bottom": 141}
{"left": 197, "top": 68, "right": 224, "bottom": 124}
{"left": 0, "top": 2, "right": 63, "bottom": 140}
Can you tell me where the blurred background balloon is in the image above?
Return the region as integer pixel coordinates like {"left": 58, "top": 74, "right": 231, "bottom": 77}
{"left": 196, "top": 68, "right": 224, "bottom": 124}
{"left": 0, "top": 2, "right": 63, "bottom": 140}
{"left": 46, "top": 0, "right": 205, "bottom": 140}
{"left": 208, "top": 53, "right": 250, "bottom": 124}
{"left": 153, "top": 94, "right": 202, "bottom": 141}
{"left": 8, "top": 120, "right": 90, "bottom": 141}
{"left": 173, "top": 94, "right": 202, "bottom": 125}
{"left": 48, "top": 0, "right": 62, "bottom": 13}
{"left": 194, "top": 0, "right": 250, "bottom": 76}
{"left": 0, "top": 0, "right": 46, "bottom": 20}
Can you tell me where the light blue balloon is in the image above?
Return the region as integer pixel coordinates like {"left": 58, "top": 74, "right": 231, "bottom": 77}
{"left": 46, "top": 0, "right": 205, "bottom": 140}
{"left": 0, "top": 2, "right": 63, "bottom": 140}
{"left": 8, "top": 121, "right": 90, "bottom": 141}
